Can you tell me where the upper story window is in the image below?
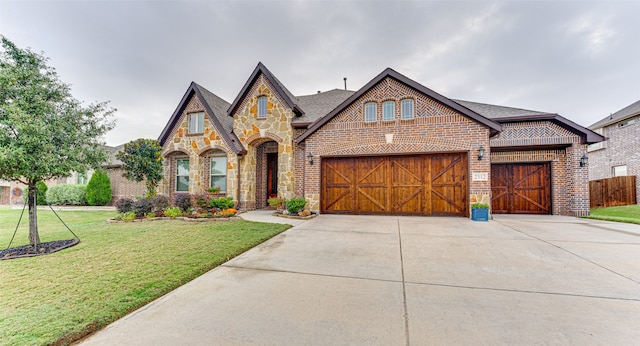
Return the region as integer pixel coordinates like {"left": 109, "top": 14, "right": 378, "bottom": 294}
{"left": 188, "top": 112, "right": 204, "bottom": 134}
{"left": 258, "top": 96, "right": 267, "bottom": 119}
{"left": 383, "top": 101, "right": 395, "bottom": 121}
{"left": 364, "top": 102, "right": 377, "bottom": 122}
{"left": 176, "top": 159, "right": 190, "bottom": 192}
{"left": 210, "top": 156, "right": 227, "bottom": 192}
{"left": 401, "top": 99, "right": 414, "bottom": 119}
{"left": 612, "top": 165, "right": 627, "bottom": 177}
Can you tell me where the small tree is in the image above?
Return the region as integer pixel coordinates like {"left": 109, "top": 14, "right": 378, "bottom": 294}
{"left": 116, "top": 138, "right": 163, "bottom": 198}
{"left": 0, "top": 37, "right": 115, "bottom": 246}
{"left": 86, "top": 169, "right": 112, "bottom": 206}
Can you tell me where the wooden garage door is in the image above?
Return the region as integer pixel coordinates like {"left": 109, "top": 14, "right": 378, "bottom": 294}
{"left": 321, "top": 153, "right": 468, "bottom": 216}
{"left": 491, "top": 163, "right": 551, "bottom": 214}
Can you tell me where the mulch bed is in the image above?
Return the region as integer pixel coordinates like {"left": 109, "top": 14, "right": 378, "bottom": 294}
{"left": 0, "top": 239, "right": 79, "bottom": 260}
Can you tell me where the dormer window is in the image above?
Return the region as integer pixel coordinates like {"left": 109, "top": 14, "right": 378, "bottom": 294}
{"left": 401, "top": 99, "right": 414, "bottom": 119}
{"left": 364, "top": 102, "right": 377, "bottom": 122}
{"left": 383, "top": 101, "right": 395, "bottom": 121}
{"left": 188, "top": 112, "right": 204, "bottom": 134}
{"left": 258, "top": 96, "right": 267, "bottom": 119}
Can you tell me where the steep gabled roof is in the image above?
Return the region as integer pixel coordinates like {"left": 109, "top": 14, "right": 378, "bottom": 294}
{"left": 227, "top": 62, "right": 304, "bottom": 117}
{"left": 158, "top": 82, "right": 245, "bottom": 154}
{"left": 589, "top": 99, "right": 640, "bottom": 129}
{"left": 454, "top": 99, "right": 604, "bottom": 144}
{"left": 296, "top": 68, "right": 502, "bottom": 143}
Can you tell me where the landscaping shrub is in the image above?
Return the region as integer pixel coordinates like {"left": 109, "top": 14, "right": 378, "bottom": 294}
{"left": 174, "top": 194, "right": 191, "bottom": 212}
{"left": 121, "top": 211, "right": 136, "bottom": 221}
{"left": 287, "top": 197, "right": 306, "bottom": 214}
{"left": 115, "top": 198, "right": 134, "bottom": 214}
{"left": 46, "top": 184, "right": 87, "bottom": 205}
{"left": 133, "top": 198, "right": 153, "bottom": 217}
{"left": 210, "top": 196, "right": 234, "bottom": 210}
{"left": 85, "top": 169, "right": 112, "bottom": 206}
{"left": 151, "top": 194, "right": 170, "bottom": 212}
{"left": 192, "top": 193, "right": 209, "bottom": 209}
{"left": 163, "top": 206, "right": 182, "bottom": 218}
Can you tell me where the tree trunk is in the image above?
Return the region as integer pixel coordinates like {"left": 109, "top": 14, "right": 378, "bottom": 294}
{"left": 28, "top": 181, "right": 40, "bottom": 246}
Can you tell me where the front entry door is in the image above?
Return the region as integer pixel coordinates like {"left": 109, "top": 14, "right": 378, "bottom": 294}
{"left": 267, "top": 153, "right": 278, "bottom": 200}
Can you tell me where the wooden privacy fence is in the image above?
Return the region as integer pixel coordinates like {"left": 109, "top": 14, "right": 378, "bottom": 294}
{"left": 589, "top": 176, "right": 637, "bottom": 208}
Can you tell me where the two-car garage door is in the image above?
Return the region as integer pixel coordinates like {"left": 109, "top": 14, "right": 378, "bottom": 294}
{"left": 321, "top": 153, "right": 468, "bottom": 216}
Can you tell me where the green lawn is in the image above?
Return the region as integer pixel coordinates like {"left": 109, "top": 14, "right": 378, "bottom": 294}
{"left": 586, "top": 204, "right": 640, "bottom": 224}
{"left": 0, "top": 208, "right": 290, "bottom": 346}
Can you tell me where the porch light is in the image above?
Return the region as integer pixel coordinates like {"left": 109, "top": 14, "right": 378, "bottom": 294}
{"left": 307, "top": 152, "right": 314, "bottom": 165}
{"left": 477, "top": 146, "right": 485, "bottom": 161}
{"left": 580, "top": 154, "right": 588, "bottom": 167}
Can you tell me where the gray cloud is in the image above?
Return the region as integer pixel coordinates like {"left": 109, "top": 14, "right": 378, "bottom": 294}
{"left": 2, "top": 0, "right": 638, "bottom": 145}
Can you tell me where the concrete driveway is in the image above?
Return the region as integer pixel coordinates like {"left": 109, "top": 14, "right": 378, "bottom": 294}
{"left": 80, "top": 214, "right": 640, "bottom": 345}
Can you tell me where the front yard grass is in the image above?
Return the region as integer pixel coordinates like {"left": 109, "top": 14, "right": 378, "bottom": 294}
{"left": 586, "top": 204, "right": 640, "bottom": 224}
{"left": 0, "top": 208, "right": 290, "bottom": 346}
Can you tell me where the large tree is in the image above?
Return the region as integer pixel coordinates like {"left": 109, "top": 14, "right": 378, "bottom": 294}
{"left": 0, "top": 37, "right": 115, "bottom": 246}
{"left": 115, "top": 138, "right": 164, "bottom": 198}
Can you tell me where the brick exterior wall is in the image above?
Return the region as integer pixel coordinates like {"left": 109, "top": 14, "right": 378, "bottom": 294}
{"left": 106, "top": 167, "right": 147, "bottom": 204}
{"left": 490, "top": 121, "right": 590, "bottom": 216}
{"left": 588, "top": 115, "right": 639, "bottom": 204}
{"left": 300, "top": 77, "right": 491, "bottom": 214}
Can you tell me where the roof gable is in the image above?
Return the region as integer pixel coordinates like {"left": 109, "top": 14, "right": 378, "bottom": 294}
{"left": 158, "top": 82, "right": 245, "bottom": 154}
{"left": 296, "top": 68, "right": 502, "bottom": 143}
{"left": 227, "top": 62, "right": 303, "bottom": 117}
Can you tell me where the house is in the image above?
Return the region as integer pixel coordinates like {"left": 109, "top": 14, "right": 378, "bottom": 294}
{"left": 0, "top": 145, "right": 146, "bottom": 205}
{"left": 158, "top": 63, "right": 603, "bottom": 217}
{"left": 588, "top": 99, "right": 640, "bottom": 203}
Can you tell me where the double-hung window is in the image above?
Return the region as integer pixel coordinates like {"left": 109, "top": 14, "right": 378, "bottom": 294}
{"left": 383, "top": 101, "right": 395, "bottom": 121}
{"left": 188, "top": 112, "right": 204, "bottom": 134}
{"left": 210, "top": 156, "right": 227, "bottom": 192}
{"left": 258, "top": 96, "right": 267, "bottom": 119}
{"left": 401, "top": 99, "right": 414, "bottom": 119}
{"left": 364, "top": 102, "right": 377, "bottom": 122}
{"left": 176, "top": 159, "right": 189, "bottom": 192}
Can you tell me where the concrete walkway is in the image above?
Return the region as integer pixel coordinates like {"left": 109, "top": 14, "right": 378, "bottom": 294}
{"left": 79, "top": 214, "right": 640, "bottom": 345}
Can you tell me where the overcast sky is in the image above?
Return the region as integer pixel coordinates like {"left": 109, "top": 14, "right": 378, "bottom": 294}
{"left": 1, "top": 0, "right": 639, "bottom": 146}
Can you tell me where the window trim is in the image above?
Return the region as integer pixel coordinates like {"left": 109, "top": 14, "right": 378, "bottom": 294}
{"left": 188, "top": 112, "right": 204, "bottom": 134}
{"left": 176, "top": 158, "right": 190, "bottom": 192}
{"left": 209, "top": 155, "right": 227, "bottom": 193}
{"left": 612, "top": 165, "right": 627, "bottom": 177}
{"left": 383, "top": 101, "right": 395, "bottom": 121}
{"left": 257, "top": 96, "right": 267, "bottom": 119}
{"left": 401, "top": 99, "right": 414, "bottom": 119}
{"left": 364, "top": 102, "right": 377, "bottom": 122}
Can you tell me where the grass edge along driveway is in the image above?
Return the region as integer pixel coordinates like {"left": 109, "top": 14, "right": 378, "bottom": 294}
{"left": 586, "top": 204, "right": 640, "bottom": 225}
{"left": 0, "top": 209, "right": 290, "bottom": 346}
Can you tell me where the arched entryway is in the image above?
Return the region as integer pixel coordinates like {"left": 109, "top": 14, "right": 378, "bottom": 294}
{"left": 255, "top": 140, "right": 278, "bottom": 209}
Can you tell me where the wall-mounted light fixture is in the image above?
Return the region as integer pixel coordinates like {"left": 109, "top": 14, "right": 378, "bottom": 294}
{"left": 477, "top": 146, "right": 485, "bottom": 161}
{"left": 307, "top": 152, "right": 314, "bottom": 165}
{"left": 579, "top": 154, "right": 588, "bottom": 167}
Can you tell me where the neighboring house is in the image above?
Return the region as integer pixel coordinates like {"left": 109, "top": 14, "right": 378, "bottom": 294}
{"left": 158, "top": 63, "right": 603, "bottom": 217}
{"left": 0, "top": 145, "right": 146, "bottom": 205}
{"left": 588, "top": 99, "right": 640, "bottom": 203}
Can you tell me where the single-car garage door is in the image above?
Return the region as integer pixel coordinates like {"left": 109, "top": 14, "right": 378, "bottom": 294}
{"left": 491, "top": 163, "right": 551, "bottom": 214}
{"left": 321, "top": 153, "right": 468, "bottom": 216}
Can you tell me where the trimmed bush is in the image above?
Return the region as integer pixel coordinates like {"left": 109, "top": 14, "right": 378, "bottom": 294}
{"left": 174, "top": 194, "right": 191, "bottom": 212}
{"left": 133, "top": 198, "right": 153, "bottom": 217}
{"left": 287, "top": 197, "right": 306, "bottom": 214}
{"left": 210, "top": 196, "right": 234, "bottom": 210}
{"left": 151, "top": 195, "right": 170, "bottom": 212}
{"left": 115, "top": 198, "right": 134, "bottom": 214}
{"left": 163, "top": 206, "right": 182, "bottom": 218}
{"left": 46, "top": 184, "right": 87, "bottom": 205}
{"left": 191, "top": 193, "right": 209, "bottom": 209}
{"left": 86, "top": 169, "right": 112, "bottom": 206}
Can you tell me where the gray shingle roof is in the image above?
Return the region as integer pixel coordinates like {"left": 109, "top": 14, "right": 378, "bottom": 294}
{"left": 294, "top": 89, "right": 356, "bottom": 124}
{"left": 452, "top": 99, "right": 550, "bottom": 119}
{"left": 589, "top": 99, "right": 640, "bottom": 129}
{"left": 195, "top": 83, "right": 245, "bottom": 153}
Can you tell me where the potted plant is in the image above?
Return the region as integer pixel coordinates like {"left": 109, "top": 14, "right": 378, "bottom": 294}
{"left": 471, "top": 203, "right": 490, "bottom": 221}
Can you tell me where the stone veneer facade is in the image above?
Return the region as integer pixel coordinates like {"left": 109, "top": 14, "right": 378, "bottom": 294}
{"left": 300, "top": 77, "right": 491, "bottom": 213}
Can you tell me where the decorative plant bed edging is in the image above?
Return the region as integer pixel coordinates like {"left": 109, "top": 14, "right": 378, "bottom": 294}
{"left": 107, "top": 216, "right": 239, "bottom": 223}
{"left": 1, "top": 239, "right": 80, "bottom": 260}
{"left": 272, "top": 212, "right": 318, "bottom": 220}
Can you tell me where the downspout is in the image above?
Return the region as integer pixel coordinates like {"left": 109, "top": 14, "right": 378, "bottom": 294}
{"left": 237, "top": 154, "right": 242, "bottom": 209}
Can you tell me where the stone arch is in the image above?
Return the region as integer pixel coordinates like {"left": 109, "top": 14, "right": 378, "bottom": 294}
{"left": 197, "top": 145, "right": 231, "bottom": 157}
{"left": 245, "top": 131, "right": 284, "bottom": 146}
{"left": 163, "top": 148, "right": 190, "bottom": 158}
